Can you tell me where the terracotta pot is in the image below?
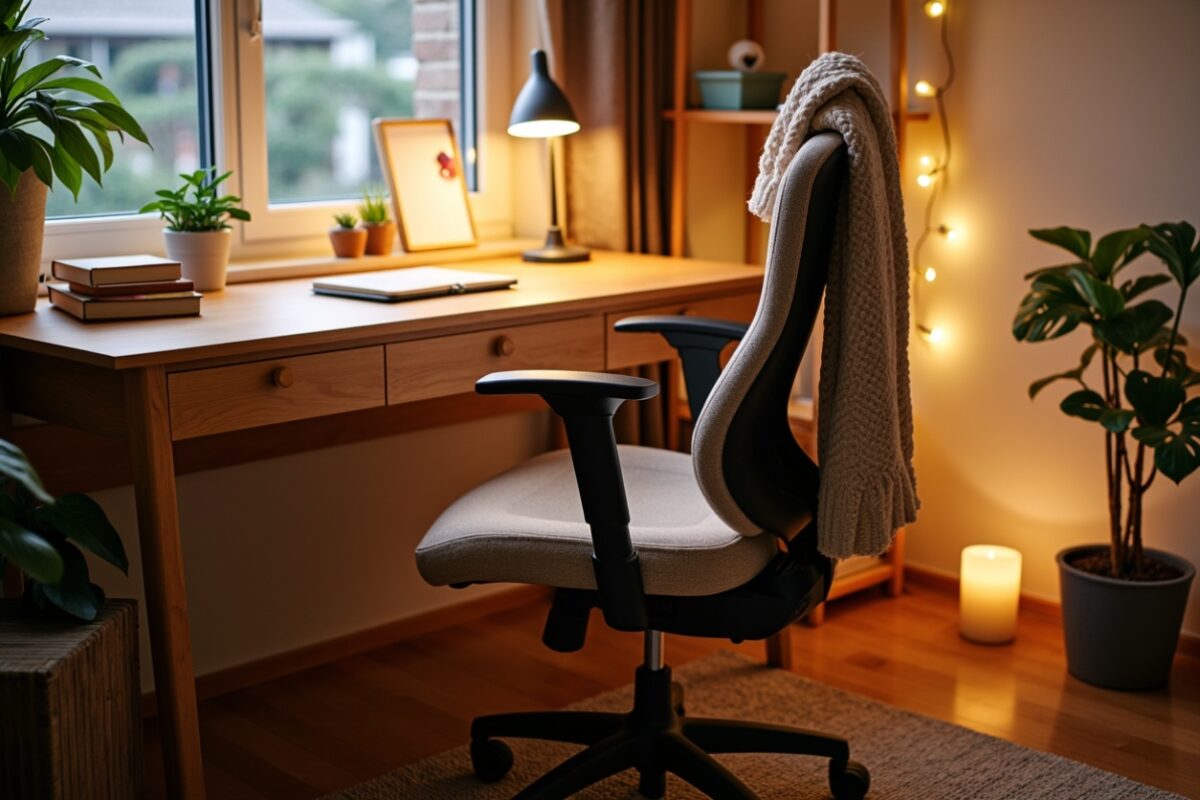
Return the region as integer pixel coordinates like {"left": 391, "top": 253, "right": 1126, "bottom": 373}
{"left": 362, "top": 221, "right": 396, "bottom": 256}
{"left": 0, "top": 170, "right": 49, "bottom": 315}
{"left": 1057, "top": 545, "right": 1195, "bottom": 690}
{"left": 329, "top": 227, "right": 368, "bottom": 258}
{"left": 164, "top": 229, "right": 233, "bottom": 292}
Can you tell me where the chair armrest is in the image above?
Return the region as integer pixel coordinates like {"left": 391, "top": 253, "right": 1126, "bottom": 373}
{"left": 476, "top": 369, "right": 658, "bottom": 631}
{"left": 613, "top": 315, "right": 748, "bottom": 341}
{"left": 613, "top": 315, "right": 749, "bottom": 420}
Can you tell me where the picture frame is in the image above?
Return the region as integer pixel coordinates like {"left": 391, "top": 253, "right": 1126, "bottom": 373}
{"left": 372, "top": 118, "right": 477, "bottom": 252}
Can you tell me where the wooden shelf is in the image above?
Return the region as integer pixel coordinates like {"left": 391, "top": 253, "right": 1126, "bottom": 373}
{"left": 663, "top": 108, "right": 931, "bottom": 125}
{"left": 664, "top": 108, "right": 780, "bottom": 125}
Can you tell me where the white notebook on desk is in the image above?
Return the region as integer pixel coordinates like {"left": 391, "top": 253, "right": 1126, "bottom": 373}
{"left": 312, "top": 267, "right": 517, "bottom": 302}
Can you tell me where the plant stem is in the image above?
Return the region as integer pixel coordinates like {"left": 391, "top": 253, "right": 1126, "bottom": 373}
{"left": 1102, "top": 347, "right": 1122, "bottom": 576}
{"left": 1159, "top": 283, "right": 1190, "bottom": 379}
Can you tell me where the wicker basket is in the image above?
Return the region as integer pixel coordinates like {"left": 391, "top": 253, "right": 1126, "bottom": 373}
{"left": 0, "top": 599, "right": 143, "bottom": 799}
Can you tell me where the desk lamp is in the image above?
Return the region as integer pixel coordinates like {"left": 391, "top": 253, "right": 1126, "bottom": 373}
{"left": 508, "top": 49, "right": 590, "bottom": 263}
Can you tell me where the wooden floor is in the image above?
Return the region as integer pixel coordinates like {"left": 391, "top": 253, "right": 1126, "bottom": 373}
{"left": 144, "top": 582, "right": 1200, "bottom": 799}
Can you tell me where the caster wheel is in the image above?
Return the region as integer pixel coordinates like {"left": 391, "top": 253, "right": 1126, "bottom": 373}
{"left": 470, "top": 738, "right": 513, "bottom": 783}
{"left": 829, "top": 760, "right": 870, "bottom": 800}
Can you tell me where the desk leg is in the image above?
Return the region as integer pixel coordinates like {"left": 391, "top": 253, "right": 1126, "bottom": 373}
{"left": 125, "top": 367, "right": 206, "bottom": 799}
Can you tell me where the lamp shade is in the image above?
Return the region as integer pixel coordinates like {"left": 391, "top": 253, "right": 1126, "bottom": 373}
{"left": 508, "top": 49, "right": 580, "bottom": 138}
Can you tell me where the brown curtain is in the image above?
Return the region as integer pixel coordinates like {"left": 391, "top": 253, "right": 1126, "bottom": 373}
{"left": 539, "top": 0, "right": 677, "bottom": 448}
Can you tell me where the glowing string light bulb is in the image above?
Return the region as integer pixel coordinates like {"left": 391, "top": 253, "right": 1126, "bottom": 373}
{"left": 919, "top": 155, "right": 935, "bottom": 169}
{"left": 927, "top": 326, "right": 946, "bottom": 344}
{"left": 914, "top": 79, "right": 937, "bottom": 98}
{"left": 924, "top": 1, "right": 946, "bottom": 18}
{"left": 937, "top": 223, "right": 960, "bottom": 242}
{"left": 916, "top": 172, "right": 936, "bottom": 188}
{"left": 924, "top": 266, "right": 938, "bottom": 282}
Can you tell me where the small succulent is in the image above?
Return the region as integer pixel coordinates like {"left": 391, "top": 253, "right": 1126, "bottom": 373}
{"left": 333, "top": 212, "right": 358, "bottom": 229}
{"left": 359, "top": 186, "right": 390, "bottom": 225}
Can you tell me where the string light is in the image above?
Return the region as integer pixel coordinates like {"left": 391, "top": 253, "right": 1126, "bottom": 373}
{"left": 918, "top": 324, "right": 947, "bottom": 344}
{"left": 911, "top": 1, "right": 957, "bottom": 347}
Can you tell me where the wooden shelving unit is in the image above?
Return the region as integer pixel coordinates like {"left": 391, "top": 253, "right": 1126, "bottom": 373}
{"left": 666, "top": 0, "right": 910, "bottom": 629}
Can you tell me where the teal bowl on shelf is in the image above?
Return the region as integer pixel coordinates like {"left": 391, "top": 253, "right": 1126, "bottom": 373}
{"left": 695, "top": 71, "right": 786, "bottom": 110}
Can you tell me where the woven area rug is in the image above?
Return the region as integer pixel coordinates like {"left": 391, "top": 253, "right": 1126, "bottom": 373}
{"left": 324, "top": 651, "right": 1183, "bottom": 799}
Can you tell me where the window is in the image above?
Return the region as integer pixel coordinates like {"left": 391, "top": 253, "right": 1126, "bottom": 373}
{"left": 35, "top": 0, "right": 207, "bottom": 219}
{"left": 42, "top": 0, "right": 502, "bottom": 263}
{"left": 260, "top": 0, "right": 477, "bottom": 203}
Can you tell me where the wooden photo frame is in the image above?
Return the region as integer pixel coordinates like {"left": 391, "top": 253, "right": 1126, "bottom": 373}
{"left": 372, "top": 119, "right": 477, "bottom": 252}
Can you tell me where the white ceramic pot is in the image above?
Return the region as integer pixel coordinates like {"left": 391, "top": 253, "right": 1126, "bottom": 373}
{"left": 163, "top": 229, "right": 233, "bottom": 292}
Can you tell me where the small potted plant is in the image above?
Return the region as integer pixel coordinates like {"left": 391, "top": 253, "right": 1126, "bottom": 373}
{"left": 359, "top": 186, "right": 395, "bottom": 256}
{"left": 329, "top": 213, "right": 367, "bottom": 258}
{"left": 1013, "top": 221, "right": 1198, "bottom": 690}
{"left": 139, "top": 168, "right": 251, "bottom": 292}
{"left": 0, "top": 440, "right": 128, "bottom": 621}
{"left": 0, "top": 0, "right": 150, "bottom": 315}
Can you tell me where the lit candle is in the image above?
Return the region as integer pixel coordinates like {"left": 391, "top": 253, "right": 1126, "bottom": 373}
{"left": 960, "top": 545, "right": 1022, "bottom": 643}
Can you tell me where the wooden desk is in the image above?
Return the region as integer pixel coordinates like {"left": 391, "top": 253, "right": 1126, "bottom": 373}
{"left": 0, "top": 251, "right": 763, "bottom": 799}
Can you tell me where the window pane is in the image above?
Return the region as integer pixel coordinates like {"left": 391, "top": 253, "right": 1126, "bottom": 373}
{"left": 263, "top": 0, "right": 471, "bottom": 204}
{"left": 37, "top": 0, "right": 203, "bottom": 219}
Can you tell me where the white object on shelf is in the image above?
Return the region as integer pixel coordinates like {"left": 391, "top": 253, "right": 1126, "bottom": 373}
{"left": 959, "top": 545, "right": 1022, "bottom": 644}
{"left": 727, "top": 39, "right": 765, "bottom": 72}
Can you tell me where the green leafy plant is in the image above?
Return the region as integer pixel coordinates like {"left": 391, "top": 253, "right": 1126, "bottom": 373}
{"left": 359, "top": 185, "right": 389, "bottom": 224}
{"left": 1013, "top": 222, "right": 1199, "bottom": 579}
{"left": 333, "top": 212, "right": 358, "bottom": 229}
{"left": 139, "top": 167, "right": 250, "bottom": 231}
{"left": 0, "top": 440, "right": 127, "bottom": 621}
{"left": 0, "top": 0, "right": 150, "bottom": 197}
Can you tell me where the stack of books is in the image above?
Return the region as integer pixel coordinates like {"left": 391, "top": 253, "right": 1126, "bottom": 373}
{"left": 48, "top": 255, "right": 202, "bottom": 321}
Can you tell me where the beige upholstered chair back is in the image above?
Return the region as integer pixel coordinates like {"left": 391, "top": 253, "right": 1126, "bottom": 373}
{"left": 692, "top": 132, "right": 847, "bottom": 541}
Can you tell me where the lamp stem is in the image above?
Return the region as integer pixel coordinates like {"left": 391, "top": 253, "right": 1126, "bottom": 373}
{"left": 548, "top": 136, "right": 559, "bottom": 231}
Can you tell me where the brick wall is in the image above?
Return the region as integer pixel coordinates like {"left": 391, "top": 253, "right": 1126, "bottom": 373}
{"left": 412, "top": 0, "right": 461, "bottom": 137}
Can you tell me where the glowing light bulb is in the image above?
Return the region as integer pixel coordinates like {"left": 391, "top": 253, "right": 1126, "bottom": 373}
{"left": 924, "top": 266, "right": 937, "bottom": 282}
{"left": 916, "top": 173, "right": 936, "bottom": 188}
{"left": 915, "top": 80, "right": 937, "bottom": 98}
{"left": 927, "top": 326, "right": 946, "bottom": 344}
{"left": 938, "top": 223, "right": 960, "bottom": 241}
{"left": 924, "top": 1, "right": 946, "bottom": 18}
{"left": 919, "top": 155, "right": 934, "bottom": 169}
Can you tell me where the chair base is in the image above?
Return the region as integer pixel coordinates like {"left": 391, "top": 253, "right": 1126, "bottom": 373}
{"left": 469, "top": 664, "right": 869, "bottom": 800}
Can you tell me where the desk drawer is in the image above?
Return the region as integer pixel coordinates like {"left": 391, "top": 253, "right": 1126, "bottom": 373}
{"left": 605, "top": 291, "right": 760, "bottom": 369}
{"left": 168, "top": 347, "right": 386, "bottom": 439}
{"left": 387, "top": 316, "right": 605, "bottom": 404}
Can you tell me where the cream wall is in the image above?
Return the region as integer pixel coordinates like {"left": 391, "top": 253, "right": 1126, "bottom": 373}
{"left": 901, "top": 0, "right": 1200, "bottom": 634}
{"left": 92, "top": 412, "right": 552, "bottom": 691}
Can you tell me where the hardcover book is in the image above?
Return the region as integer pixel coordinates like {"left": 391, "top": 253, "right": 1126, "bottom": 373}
{"left": 51, "top": 255, "right": 182, "bottom": 287}
{"left": 48, "top": 286, "right": 201, "bottom": 321}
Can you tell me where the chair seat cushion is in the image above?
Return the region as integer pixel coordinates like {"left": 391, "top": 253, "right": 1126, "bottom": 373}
{"left": 416, "top": 445, "right": 779, "bottom": 597}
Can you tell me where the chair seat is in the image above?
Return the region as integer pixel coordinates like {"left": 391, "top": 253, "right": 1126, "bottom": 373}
{"left": 416, "top": 445, "right": 779, "bottom": 596}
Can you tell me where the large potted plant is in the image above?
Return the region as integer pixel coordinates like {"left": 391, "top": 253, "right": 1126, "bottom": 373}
{"left": 0, "top": 439, "right": 128, "bottom": 619}
{"left": 1013, "top": 221, "right": 1198, "bottom": 689}
{"left": 0, "top": 0, "right": 150, "bottom": 315}
{"left": 140, "top": 167, "right": 251, "bottom": 291}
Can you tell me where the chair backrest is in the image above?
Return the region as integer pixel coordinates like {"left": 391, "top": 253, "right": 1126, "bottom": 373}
{"left": 693, "top": 131, "right": 847, "bottom": 541}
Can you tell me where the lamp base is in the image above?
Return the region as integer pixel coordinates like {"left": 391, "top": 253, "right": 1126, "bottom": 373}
{"left": 523, "top": 226, "right": 590, "bottom": 263}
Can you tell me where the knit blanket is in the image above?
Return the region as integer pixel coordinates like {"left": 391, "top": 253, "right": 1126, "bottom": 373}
{"left": 749, "top": 52, "right": 919, "bottom": 558}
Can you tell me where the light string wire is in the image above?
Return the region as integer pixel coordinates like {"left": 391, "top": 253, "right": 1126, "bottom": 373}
{"left": 912, "top": 5, "right": 956, "bottom": 338}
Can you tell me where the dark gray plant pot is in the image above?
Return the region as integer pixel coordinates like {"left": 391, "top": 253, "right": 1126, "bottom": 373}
{"left": 1057, "top": 545, "right": 1194, "bottom": 690}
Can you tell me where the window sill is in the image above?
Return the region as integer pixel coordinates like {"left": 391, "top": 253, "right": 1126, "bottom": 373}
{"left": 225, "top": 238, "right": 540, "bottom": 284}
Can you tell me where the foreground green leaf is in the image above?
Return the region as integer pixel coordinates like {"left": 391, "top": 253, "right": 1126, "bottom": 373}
{"left": 0, "top": 519, "right": 62, "bottom": 584}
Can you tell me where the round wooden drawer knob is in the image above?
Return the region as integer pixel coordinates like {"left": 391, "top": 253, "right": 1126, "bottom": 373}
{"left": 494, "top": 335, "right": 516, "bottom": 357}
{"left": 272, "top": 366, "right": 294, "bottom": 388}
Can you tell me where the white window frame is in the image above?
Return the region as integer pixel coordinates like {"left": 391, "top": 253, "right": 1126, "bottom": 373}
{"left": 41, "top": 0, "right": 514, "bottom": 269}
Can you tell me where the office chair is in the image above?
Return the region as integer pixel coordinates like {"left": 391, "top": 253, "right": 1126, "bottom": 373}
{"left": 415, "top": 132, "right": 867, "bottom": 800}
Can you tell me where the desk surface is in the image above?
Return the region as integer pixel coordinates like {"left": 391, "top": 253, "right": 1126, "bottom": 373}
{"left": 0, "top": 252, "right": 762, "bottom": 370}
